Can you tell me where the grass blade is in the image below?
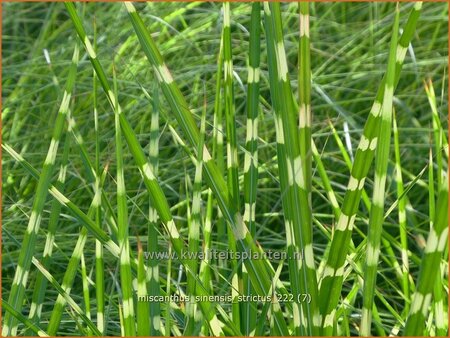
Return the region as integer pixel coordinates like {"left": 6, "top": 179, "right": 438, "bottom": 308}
{"left": 222, "top": 3, "right": 241, "bottom": 330}
{"left": 137, "top": 240, "right": 150, "bottom": 336}
{"left": 80, "top": 253, "right": 92, "bottom": 330}
{"left": 112, "top": 66, "right": 136, "bottom": 336}
{"left": 200, "top": 43, "right": 225, "bottom": 333}
{"left": 184, "top": 98, "right": 206, "bottom": 335}
{"left": 44, "top": 227, "right": 90, "bottom": 334}
{"left": 298, "top": 4, "right": 320, "bottom": 333}
{"left": 147, "top": 86, "right": 162, "bottom": 336}
{"left": 242, "top": 2, "right": 260, "bottom": 335}
{"left": 393, "top": 112, "right": 411, "bottom": 313}
{"left": 92, "top": 19, "right": 106, "bottom": 335}
{"left": 223, "top": 2, "right": 240, "bottom": 210}
{"left": 360, "top": 5, "right": 399, "bottom": 334}
{"left": 212, "top": 35, "right": 227, "bottom": 269}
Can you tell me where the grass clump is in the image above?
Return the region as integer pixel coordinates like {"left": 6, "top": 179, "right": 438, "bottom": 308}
{"left": 2, "top": 1, "right": 448, "bottom": 336}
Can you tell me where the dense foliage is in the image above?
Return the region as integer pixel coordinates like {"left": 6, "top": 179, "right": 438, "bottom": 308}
{"left": 2, "top": 1, "right": 448, "bottom": 336}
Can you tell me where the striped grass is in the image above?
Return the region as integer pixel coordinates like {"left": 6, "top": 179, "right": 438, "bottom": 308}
{"left": 92, "top": 20, "right": 106, "bottom": 335}
{"left": 184, "top": 99, "right": 206, "bottom": 335}
{"left": 25, "top": 131, "right": 71, "bottom": 334}
{"left": 404, "top": 172, "right": 448, "bottom": 335}
{"left": 147, "top": 85, "right": 162, "bottom": 336}
{"left": 2, "top": 45, "right": 80, "bottom": 336}
{"left": 317, "top": 4, "right": 423, "bottom": 334}
{"left": 404, "top": 75, "right": 449, "bottom": 336}
{"left": 222, "top": 4, "right": 241, "bottom": 330}
{"left": 46, "top": 224, "right": 88, "bottom": 335}
{"left": 2, "top": 143, "right": 121, "bottom": 256}
{"left": 392, "top": 112, "right": 411, "bottom": 317}
{"left": 112, "top": 66, "right": 136, "bottom": 336}
{"left": 124, "top": 2, "right": 294, "bottom": 334}
{"left": 424, "top": 79, "right": 449, "bottom": 336}
{"left": 264, "top": 2, "right": 319, "bottom": 334}
{"left": 32, "top": 256, "right": 101, "bottom": 335}
{"left": 360, "top": 5, "right": 399, "bottom": 335}
{"left": 199, "top": 46, "right": 224, "bottom": 334}
{"left": 46, "top": 162, "right": 109, "bottom": 335}
{"left": 66, "top": 4, "right": 235, "bottom": 335}
{"left": 2, "top": 301, "right": 49, "bottom": 337}
{"left": 80, "top": 253, "right": 92, "bottom": 329}
{"left": 212, "top": 34, "right": 227, "bottom": 273}
{"left": 242, "top": 3, "right": 260, "bottom": 335}
{"left": 2, "top": 2, "right": 447, "bottom": 336}
{"left": 136, "top": 239, "right": 150, "bottom": 336}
